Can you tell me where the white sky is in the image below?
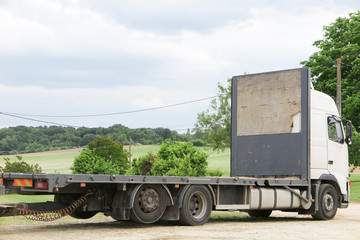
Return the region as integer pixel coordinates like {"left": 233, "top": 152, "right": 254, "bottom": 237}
{"left": 0, "top": 0, "right": 359, "bottom": 131}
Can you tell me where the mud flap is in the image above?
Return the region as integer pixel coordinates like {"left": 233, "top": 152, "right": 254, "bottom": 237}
{"left": 0, "top": 184, "right": 4, "bottom": 195}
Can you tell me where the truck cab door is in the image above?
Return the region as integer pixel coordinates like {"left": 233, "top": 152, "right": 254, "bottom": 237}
{"left": 326, "top": 116, "right": 349, "bottom": 195}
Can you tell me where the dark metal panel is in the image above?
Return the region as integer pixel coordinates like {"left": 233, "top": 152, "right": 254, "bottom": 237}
{"left": 235, "top": 133, "right": 302, "bottom": 176}
{"left": 231, "top": 68, "right": 310, "bottom": 181}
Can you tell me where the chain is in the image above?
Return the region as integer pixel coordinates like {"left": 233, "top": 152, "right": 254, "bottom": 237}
{"left": 17, "top": 192, "right": 92, "bottom": 222}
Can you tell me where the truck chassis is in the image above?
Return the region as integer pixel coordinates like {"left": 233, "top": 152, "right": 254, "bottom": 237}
{"left": 0, "top": 172, "right": 330, "bottom": 225}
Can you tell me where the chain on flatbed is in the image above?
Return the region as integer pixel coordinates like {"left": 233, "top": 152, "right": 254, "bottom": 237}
{"left": 16, "top": 193, "right": 92, "bottom": 222}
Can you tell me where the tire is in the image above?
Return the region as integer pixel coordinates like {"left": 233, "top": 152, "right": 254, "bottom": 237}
{"left": 247, "top": 210, "right": 272, "bottom": 218}
{"left": 130, "top": 185, "right": 167, "bottom": 224}
{"left": 312, "top": 184, "right": 338, "bottom": 220}
{"left": 70, "top": 211, "right": 98, "bottom": 219}
{"left": 179, "top": 185, "right": 213, "bottom": 226}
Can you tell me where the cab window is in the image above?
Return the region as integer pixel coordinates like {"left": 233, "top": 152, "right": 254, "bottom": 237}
{"left": 328, "top": 117, "right": 344, "bottom": 143}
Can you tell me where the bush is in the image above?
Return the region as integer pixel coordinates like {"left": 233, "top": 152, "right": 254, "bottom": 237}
{"left": 71, "top": 137, "right": 130, "bottom": 175}
{"left": 192, "top": 139, "right": 206, "bottom": 147}
{"left": 0, "top": 156, "right": 42, "bottom": 173}
{"left": 126, "top": 141, "right": 223, "bottom": 177}
{"left": 71, "top": 148, "right": 121, "bottom": 175}
{"left": 150, "top": 141, "right": 208, "bottom": 177}
{"left": 127, "top": 152, "right": 156, "bottom": 175}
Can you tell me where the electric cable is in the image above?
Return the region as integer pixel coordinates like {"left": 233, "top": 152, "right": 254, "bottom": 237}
{"left": 0, "top": 112, "right": 80, "bottom": 128}
{"left": 2, "top": 96, "right": 217, "bottom": 118}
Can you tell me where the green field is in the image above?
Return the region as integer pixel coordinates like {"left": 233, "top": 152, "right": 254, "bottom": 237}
{"left": 0, "top": 145, "right": 162, "bottom": 174}
{"left": 350, "top": 174, "right": 360, "bottom": 202}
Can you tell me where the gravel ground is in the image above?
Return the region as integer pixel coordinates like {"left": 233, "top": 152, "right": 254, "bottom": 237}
{"left": 1, "top": 203, "right": 360, "bottom": 240}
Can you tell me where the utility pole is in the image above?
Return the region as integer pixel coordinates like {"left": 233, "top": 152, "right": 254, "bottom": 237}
{"left": 336, "top": 58, "right": 342, "bottom": 116}
{"left": 129, "top": 137, "right": 132, "bottom": 163}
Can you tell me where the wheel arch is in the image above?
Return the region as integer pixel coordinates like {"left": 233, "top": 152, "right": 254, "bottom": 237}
{"left": 318, "top": 174, "right": 342, "bottom": 206}
{"left": 111, "top": 183, "right": 174, "bottom": 221}
{"left": 129, "top": 184, "right": 174, "bottom": 209}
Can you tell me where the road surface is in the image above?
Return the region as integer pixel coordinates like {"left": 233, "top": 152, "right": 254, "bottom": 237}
{"left": 1, "top": 203, "right": 360, "bottom": 240}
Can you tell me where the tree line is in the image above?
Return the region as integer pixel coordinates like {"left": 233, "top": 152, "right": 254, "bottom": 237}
{"left": 0, "top": 124, "right": 205, "bottom": 155}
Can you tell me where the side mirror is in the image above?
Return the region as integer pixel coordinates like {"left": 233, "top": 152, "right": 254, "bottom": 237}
{"left": 345, "top": 120, "right": 353, "bottom": 146}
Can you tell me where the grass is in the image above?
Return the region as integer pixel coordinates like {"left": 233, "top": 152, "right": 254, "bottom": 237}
{"left": 349, "top": 174, "right": 360, "bottom": 202}
{"left": 204, "top": 148, "right": 231, "bottom": 177}
{"left": 0, "top": 146, "right": 162, "bottom": 174}
{"left": 0, "top": 149, "right": 82, "bottom": 174}
{"left": 0, "top": 194, "right": 54, "bottom": 203}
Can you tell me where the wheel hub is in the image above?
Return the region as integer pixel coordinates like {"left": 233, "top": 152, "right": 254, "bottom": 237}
{"left": 188, "top": 192, "right": 206, "bottom": 219}
{"left": 139, "top": 188, "right": 160, "bottom": 213}
{"left": 190, "top": 195, "right": 200, "bottom": 216}
{"left": 324, "top": 193, "right": 334, "bottom": 211}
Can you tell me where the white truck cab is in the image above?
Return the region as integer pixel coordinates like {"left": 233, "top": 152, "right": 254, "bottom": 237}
{"left": 311, "top": 88, "right": 352, "bottom": 207}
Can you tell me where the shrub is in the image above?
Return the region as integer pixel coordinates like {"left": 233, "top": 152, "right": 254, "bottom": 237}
{"left": 127, "top": 152, "right": 157, "bottom": 175}
{"left": 126, "top": 141, "right": 223, "bottom": 177}
{"left": 192, "top": 139, "right": 206, "bottom": 147}
{"left": 71, "top": 148, "right": 121, "bottom": 175}
{"left": 71, "top": 137, "right": 130, "bottom": 175}
{"left": 0, "top": 156, "right": 42, "bottom": 173}
{"left": 151, "top": 141, "right": 208, "bottom": 177}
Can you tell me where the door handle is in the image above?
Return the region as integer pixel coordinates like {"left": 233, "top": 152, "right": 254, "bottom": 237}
{"left": 328, "top": 160, "right": 334, "bottom": 165}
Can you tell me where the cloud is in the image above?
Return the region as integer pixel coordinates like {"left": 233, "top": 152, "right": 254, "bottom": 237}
{"left": 0, "top": 0, "right": 359, "bottom": 129}
{"left": 0, "top": 84, "right": 210, "bottom": 129}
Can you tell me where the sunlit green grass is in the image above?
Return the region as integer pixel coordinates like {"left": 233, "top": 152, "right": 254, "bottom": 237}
{"left": 350, "top": 174, "right": 360, "bottom": 202}
{"left": 0, "top": 146, "right": 162, "bottom": 174}
{"left": 0, "top": 194, "right": 54, "bottom": 203}
{"left": 0, "top": 149, "right": 82, "bottom": 174}
{"left": 204, "top": 148, "right": 231, "bottom": 177}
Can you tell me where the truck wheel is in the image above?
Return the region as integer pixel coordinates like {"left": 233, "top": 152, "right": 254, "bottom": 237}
{"left": 130, "top": 185, "right": 167, "bottom": 224}
{"left": 70, "top": 211, "right": 98, "bottom": 219}
{"left": 247, "top": 210, "right": 272, "bottom": 218}
{"left": 312, "top": 184, "right": 338, "bottom": 220}
{"left": 179, "top": 185, "right": 213, "bottom": 226}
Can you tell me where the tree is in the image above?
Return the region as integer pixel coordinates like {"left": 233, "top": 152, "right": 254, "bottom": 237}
{"left": 301, "top": 11, "right": 360, "bottom": 129}
{"left": 72, "top": 137, "right": 130, "bottom": 175}
{"left": 195, "top": 79, "right": 231, "bottom": 151}
{"left": 349, "top": 129, "right": 360, "bottom": 169}
{"left": 301, "top": 11, "right": 360, "bottom": 167}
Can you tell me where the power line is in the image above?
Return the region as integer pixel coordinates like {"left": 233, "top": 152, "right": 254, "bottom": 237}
{"left": 0, "top": 112, "right": 80, "bottom": 128}
{"left": 2, "top": 96, "right": 217, "bottom": 118}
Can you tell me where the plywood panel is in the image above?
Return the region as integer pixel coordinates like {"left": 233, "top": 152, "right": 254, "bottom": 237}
{"left": 236, "top": 69, "right": 302, "bottom": 136}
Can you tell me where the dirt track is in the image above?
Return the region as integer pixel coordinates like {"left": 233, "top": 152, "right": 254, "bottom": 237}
{"left": 1, "top": 203, "right": 360, "bottom": 240}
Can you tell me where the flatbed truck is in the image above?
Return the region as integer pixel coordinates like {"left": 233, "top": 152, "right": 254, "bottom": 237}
{"left": 0, "top": 68, "right": 353, "bottom": 225}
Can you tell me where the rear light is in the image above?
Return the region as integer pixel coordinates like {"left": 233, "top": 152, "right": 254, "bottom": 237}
{"left": 349, "top": 181, "right": 352, "bottom": 186}
{"left": 35, "top": 181, "right": 49, "bottom": 189}
{"left": 0, "top": 178, "right": 3, "bottom": 184}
